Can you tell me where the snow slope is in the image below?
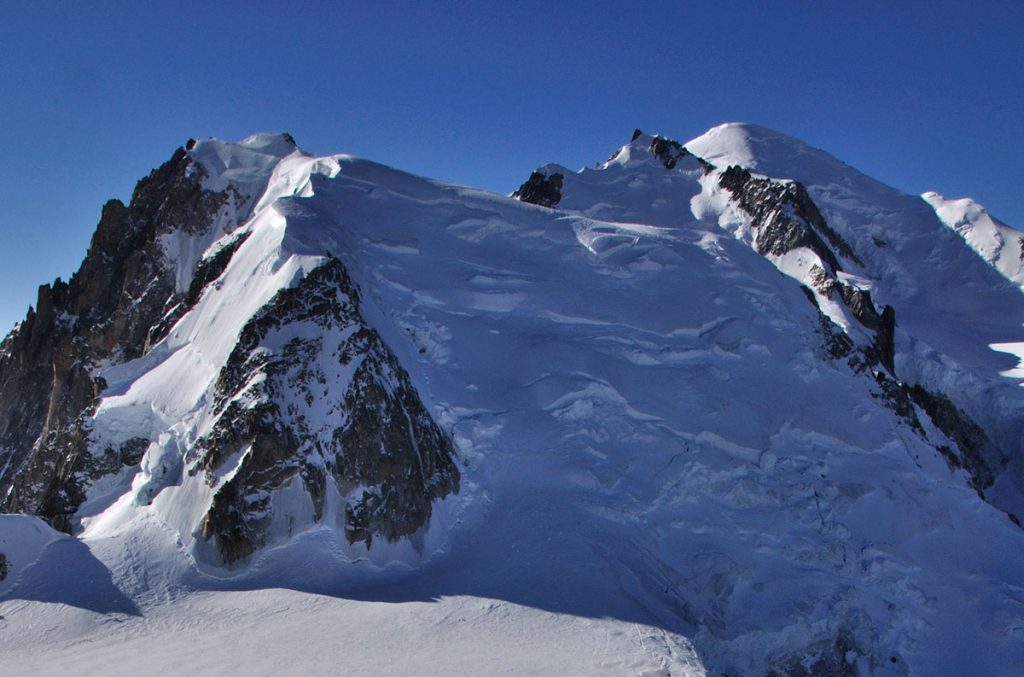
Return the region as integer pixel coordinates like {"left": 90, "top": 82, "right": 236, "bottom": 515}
{"left": 555, "top": 124, "right": 1024, "bottom": 512}
{"left": 0, "top": 589, "right": 704, "bottom": 676}
{"left": 923, "top": 190, "right": 1024, "bottom": 288}
{"left": 0, "top": 516, "right": 66, "bottom": 596}
{"left": 2, "top": 125, "right": 1024, "bottom": 675}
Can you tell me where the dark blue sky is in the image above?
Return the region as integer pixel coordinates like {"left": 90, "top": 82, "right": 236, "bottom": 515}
{"left": 1, "top": 1, "right": 1022, "bottom": 334}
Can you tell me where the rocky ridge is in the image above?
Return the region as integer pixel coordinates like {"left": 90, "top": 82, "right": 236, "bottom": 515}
{"left": 0, "top": 136, "right": 462, "bottom": 564}
{"left": 0, "top": 148, "right": 234, "bottom": 530}
{"left": 195, "top": 258, "right": 459, "bottom": 563}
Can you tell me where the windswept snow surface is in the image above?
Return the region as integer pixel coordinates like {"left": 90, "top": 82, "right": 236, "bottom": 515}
{"left": 923, "top": 190, "right": 1024, "bottom": 288}
{"left": 3, "top": 126, "right": 1024, "bottom": 675}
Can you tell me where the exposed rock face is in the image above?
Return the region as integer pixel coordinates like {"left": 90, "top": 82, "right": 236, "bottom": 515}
{"left": 145, "top": 229, "right": 252, "bottom": 351}
{"left": 718, "top": 165, "right": 859, "bottom": 270}
{"left": 0, "top": 552, "right": 7, "bottom": 581}
{"left": 196, "top": 258, "right": 460, "bottom": 563}
{"left": 648, "top": 135, "right": 690, "bottom": 170}
{"left": 839, "top": 285, "right": 896, "bottom": 373}
{"left": 0, "top": 138, "right": 461, "bottom": 565}
{"left": 811, "top": 300, "right": 919, "bottom": 428}
{"left": 714, "top": 162, "right": 901, "bottom": 378}
{"left": 812, "top": 282, "right": 1000, "bottom": 497}
{"left": 513, "top": 128, "right": 1007, "bottom": 522}
{"left": 813, "top": 307, "right": 855, "bottom": 360}
{"left": 512, "top": 171, "right": 563, "bottom": 208}
{"left": 0, "top": 148, "right": 235, "bottom": 530}
{"left": 809, "top": 275, "right": 1003, "bottom": 502}
{"left": 768, "top": 170, "right": 999, "bottom": 499}
{"left": 908, "top": 385, "right": 1005, "bottom": 492}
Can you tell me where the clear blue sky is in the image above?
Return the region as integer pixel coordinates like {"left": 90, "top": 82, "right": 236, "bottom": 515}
{"left": 1, "top": 1, "right": 1021, "bottom": 335}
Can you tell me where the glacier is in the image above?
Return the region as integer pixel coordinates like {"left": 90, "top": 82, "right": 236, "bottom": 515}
{"left": 1, "top": 124, "right": 1023, "bottom": 675}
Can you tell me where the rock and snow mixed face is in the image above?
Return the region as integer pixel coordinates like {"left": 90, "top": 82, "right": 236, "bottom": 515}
{"left": 1, "top": 124, "right": 1023, "bottom": 675}
{"left": 0, "top": 134, "right": 461, "bottom": 570}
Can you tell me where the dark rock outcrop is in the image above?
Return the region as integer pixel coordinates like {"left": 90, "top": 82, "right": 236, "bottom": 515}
{"left": 815, "top": 300, "right": 1000, "bottom": 495}
{"left": 512, "top": 171, "right": 563, "bottom": 208}
{"left": 196, "top": 258, "right": 460, "bottom": 563}
{"left": 648, "top": 135, "right": 690, "bottom": 170}
{"left": 0, "top": 145, "right": 238, "bottom": 530}
{"left": 834, "top": 284, "right": 896, "bottom": 373}
{"left": 637, "top": 138, "right": 1005, "bottom": 508}
{"left": 1, "top": 140, "right": 460, "bottom": 563}
{"left": 815, "top": 307, "right": 922, "bottom": 433}
{"left": 908, "top": 385, "right": 1005, "bottom": 493}
{"left": 145, "top": 229, "right": 252, "bottom": 350}
{"left": 870, "top": 305, "right": 896, "bottom": 374}
{"left": 718, "top": 165, "right": 858, "bottom": 271}
{"left": 718, "top": 164, "right": 897, "bottom": 374}
{"left": 815, "top": 310, "right": 855, "bottom": 361}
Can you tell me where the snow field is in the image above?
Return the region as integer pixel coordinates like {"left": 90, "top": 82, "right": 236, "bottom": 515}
{"left": 2, "top": 125, "right": 1024, "bottom": 674}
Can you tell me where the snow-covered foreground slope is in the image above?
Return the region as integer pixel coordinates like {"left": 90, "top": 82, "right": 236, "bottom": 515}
{"left": 2, "top": 125, "right": 1024, "bottom": 675}
{"left": 1, "top": 588, "right": 703, "bottom": 676}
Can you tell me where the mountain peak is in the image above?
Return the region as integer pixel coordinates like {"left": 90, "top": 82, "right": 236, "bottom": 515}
{"left": 3, "top": 122, "right": 1024, "bottom": 675}
{"left": 237, "top": 132, "right": 300, "bottom": 156}
{"left": 686, "top": 122, "right": 815, "bottom": 173}
{"left": 182, "top": 132, "right": 303, "bottom": 197}
{"left": 600, "top": 123, "right": 821, "bottom": 179}
{"left": 684, "top": 122, "right": 906, "bottom": 199}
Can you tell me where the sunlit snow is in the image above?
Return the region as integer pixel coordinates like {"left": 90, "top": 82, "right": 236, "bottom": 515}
{"left": 2, "top": 126, "right": 1023, "bottom": 675}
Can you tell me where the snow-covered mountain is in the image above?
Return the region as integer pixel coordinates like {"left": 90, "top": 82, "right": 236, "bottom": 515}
{"left": 1, "top": 124, "right": 1022, "bottom": 675}
{"left": 923, "top": 190, "right": 1024, "bottom": 287}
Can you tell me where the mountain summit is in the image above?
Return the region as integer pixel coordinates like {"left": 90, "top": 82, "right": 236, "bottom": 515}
{"left": 1, "top": 125, "right": 1022, "bottom": 675}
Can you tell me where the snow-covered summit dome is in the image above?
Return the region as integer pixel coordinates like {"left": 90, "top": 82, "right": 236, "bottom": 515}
{"left": 686, "top": 122, "right": 845, "bottom": 181}
{"left": 237, "top": 132, "right": 300, "bottom": 157}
